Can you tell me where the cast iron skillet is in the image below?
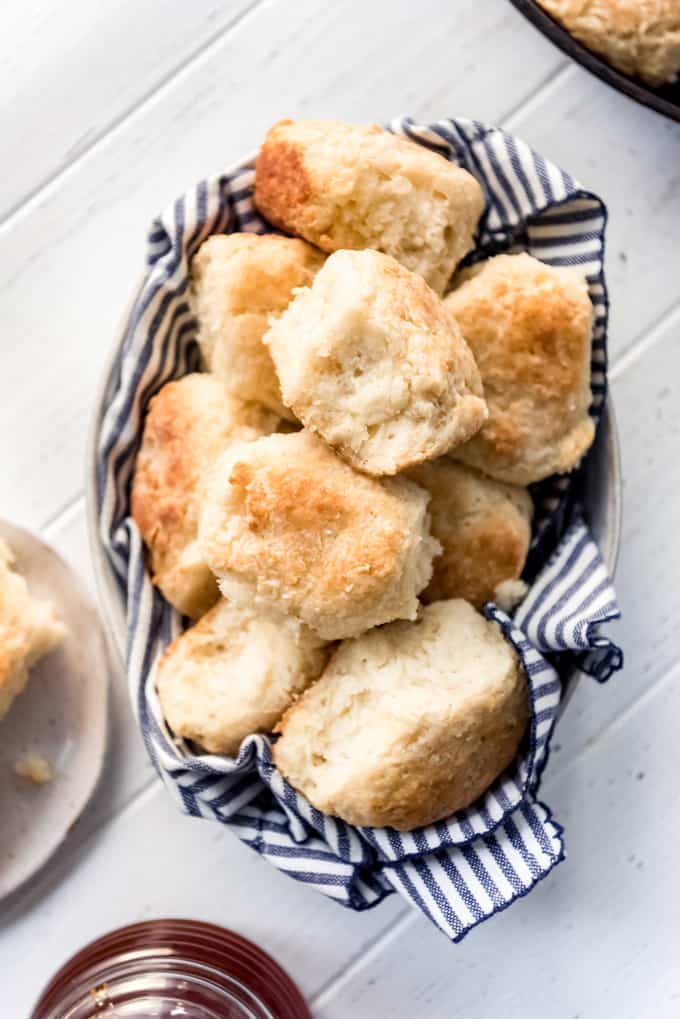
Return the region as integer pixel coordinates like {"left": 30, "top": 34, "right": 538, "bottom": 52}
{"left": 510, "top": 0, "right": 680, "bottom": 123}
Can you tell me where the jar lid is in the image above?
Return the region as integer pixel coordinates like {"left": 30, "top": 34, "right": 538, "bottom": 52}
{"left": 31, "top": 919, "right": 312, "bottom": 1019}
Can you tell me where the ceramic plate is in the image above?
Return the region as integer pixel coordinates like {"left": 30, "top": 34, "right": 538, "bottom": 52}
{"left": 0, "top": 520, "right": 109, "bottom": 900}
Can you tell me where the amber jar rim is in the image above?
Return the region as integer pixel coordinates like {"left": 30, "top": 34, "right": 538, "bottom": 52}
{"left": 31, "top": 918, "right": 312, "bottom": 1019}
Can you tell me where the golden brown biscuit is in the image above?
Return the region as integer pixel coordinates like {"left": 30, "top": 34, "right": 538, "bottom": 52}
{"left": 264, "top": 249, "right": 487, "bottom": 476}
{"left": 0, "top": 538, "right": 65, "bottom": 721}
{"left": 156, "top": 598, "right": 330, "bottom": 756}
{"left": 131, "top": 374, "right": 278, "bottom": 619}
{"left": 274, "top": 599, "right": 529, "bottom": 830}
{"left": 191, "top": 233, "right": 325, "bottom": 418}
{"left": 199, "top": 430, "right": 440, "bottom": 640}
{"left": 445, "top": 253, "right": 595, "bottom": 485}
{"left": 408, "top": 460, "right": 532, "bottom": 608}
{"left": 536, "top": 0, "right": 680, "bottom": 86}
{"left": 254, "top": 119, "right": 485, "bottom": 295}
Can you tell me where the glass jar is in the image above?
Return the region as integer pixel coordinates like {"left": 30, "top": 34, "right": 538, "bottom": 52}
{"left": 31, "top": 919, "right": 311, "bottom": 1019}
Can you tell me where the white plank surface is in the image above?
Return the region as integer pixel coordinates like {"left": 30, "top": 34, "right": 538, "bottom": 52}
{"left": 0, "top": 0, "right": 256, "bottom": 220}
{"left": 43, "top": 500, "right": 154, "bottom": 831}
{"left": 540, "top": 307, "right": 680, "bottom": 768}
{"left": 1, "top": 0, "right": 679, "bottom": 1015}
{"left": 314, "top": 302, "right": 680, "bottom": 1016}
{"left": 0, "top": 776, "right": 406, "bottom": 1019}
{"left": 316, "top": 659, "right": 680, "bottom": 1019}
{"left": 501, "top": 65, "right": 680, "bottom": 359}
{"left": 0, "top": 0, "right": 562, "bottom": 531}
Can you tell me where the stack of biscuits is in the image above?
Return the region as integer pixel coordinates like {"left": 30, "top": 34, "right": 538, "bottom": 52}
{"left": 132, "top": 119, "right": 595, "bottom": 831}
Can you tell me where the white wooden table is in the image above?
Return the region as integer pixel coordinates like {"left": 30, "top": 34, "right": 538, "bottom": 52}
{"left": 2, "top": 1, "right": 680, "bottom": 1014}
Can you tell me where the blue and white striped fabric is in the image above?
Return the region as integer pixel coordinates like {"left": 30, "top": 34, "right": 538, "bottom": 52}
{"left": 95, "top": 116, "right": 622, "bottom": 942}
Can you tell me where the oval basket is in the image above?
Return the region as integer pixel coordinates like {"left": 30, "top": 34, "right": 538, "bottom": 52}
{"left": 86, "top": 116, "right": 623, "bottom": 942}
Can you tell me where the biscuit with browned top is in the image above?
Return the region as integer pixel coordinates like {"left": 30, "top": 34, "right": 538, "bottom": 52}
{"left": 131, "top": 374, "right": 278, "bottom": 619}
{"left": 445, "top": 253, "right": 595, "bottom": 485}
{"left": 191, "top": 233, "right": 325, "bottom": 418}
{"left": 254, "top": 119, "right": 485, "bottom": 295}
{"left": 199, "top": 430, "right": 440, "bottom": 639}
{"left": 408, "top": 459, "right": 532, "bottom": 608}
{"left": 274, "top": 599, "right": 528, "bottom": 830}
{"left": 265, "top": 249, "right": 487, "bottom": 476}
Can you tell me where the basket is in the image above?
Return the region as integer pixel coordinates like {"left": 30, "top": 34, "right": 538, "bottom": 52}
{"left": 87, "top": 116, "right": 623, "bottom": 942}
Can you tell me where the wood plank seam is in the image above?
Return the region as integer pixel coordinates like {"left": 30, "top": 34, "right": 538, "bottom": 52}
{"left": 12, "top": 24, "right": 672, "bottom": 998}
{"left": 0, "top": 7, "right": 562, "bottom": 245}
{"left": 304, "top": 661, "right": 680, "bottom": 1004}
{"left": 547, "top": 658, "right": 680, "bottom": 787}
{"left": 19, "top": 60, "right": 579, "bottom": 535}
{"left": 42, "top": 492, "right": 86, "bottom": 537}
{"left": 0, "top": 773, "right": 163, "bottom": 935}
{"left": 502, "top": 59, "right": 573, "bottom": 131}
{"left": 74, "top": 606, "right": 667, "bottom": 1002}
{"left": 609, "top": 298, "right": 680, "bottom": 382}
{"left": 310, "top": 909, "right": 416, "bottom": 1009}
{"left": 0, "top": 0, "right": 268, "bottom": 237}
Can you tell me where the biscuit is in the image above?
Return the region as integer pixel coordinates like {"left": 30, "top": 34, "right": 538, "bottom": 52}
{"left": 408, "top": 460, "right": 532, "bottom": 608}
{"left": 445, "top": 253, "right": 595, "bottom": 485}
{"left": 199, "top": 430, "right": 440, "bottom": 640}
{"left": 0, "top": 538, "right": 65, "bottom": 721}
{"left": 156, "top": 598, "right": 329, "bottom": 756}
{"left": 254, "top": 119, "right": 485, "bottom": 294}
{"left": 536, "top": 0, "right": 680, "bottom": 86}
{"left": 274, "top": 599, "right": 529, "bottom": 830}
{"left": 264, "top": 250, "right": 487, "bottom": 476}
{"left": 131, "top": 373, "right": 278, "bottom": 619}
{"left": 191, "top": 233, "right": 325, "bottom": 418}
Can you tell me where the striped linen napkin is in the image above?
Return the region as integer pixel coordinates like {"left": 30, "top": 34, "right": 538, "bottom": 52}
{"left": 95, "top": 116, "right": 622, "bottom": 942}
